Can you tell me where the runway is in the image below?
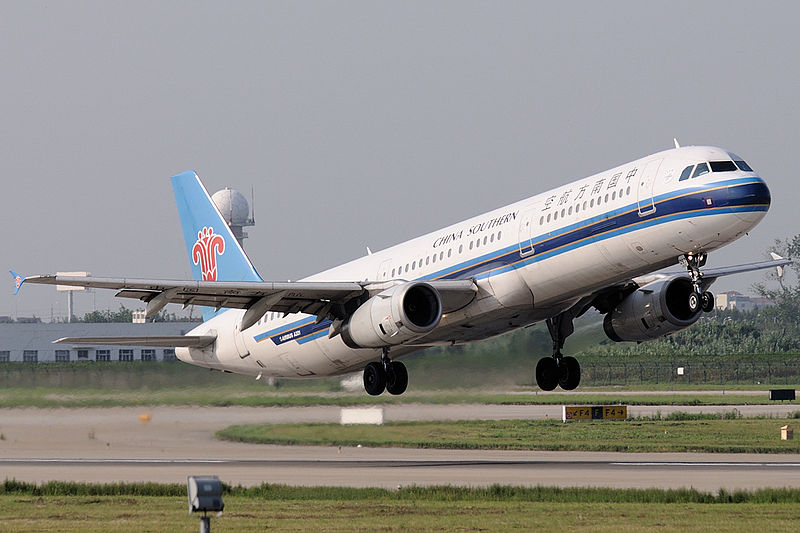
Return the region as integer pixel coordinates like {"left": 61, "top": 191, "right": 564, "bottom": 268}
{"left": 1, "top": 405, "right": 799, "bottom": 491}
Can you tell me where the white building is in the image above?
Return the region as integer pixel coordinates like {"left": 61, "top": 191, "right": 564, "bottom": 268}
{"left": 715, "top": 290, "right": 775, "bottom": 312}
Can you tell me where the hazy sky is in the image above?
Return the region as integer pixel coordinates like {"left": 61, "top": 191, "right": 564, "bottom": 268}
{"left": 3, "top": 1, "right": 798, "bottom": 320}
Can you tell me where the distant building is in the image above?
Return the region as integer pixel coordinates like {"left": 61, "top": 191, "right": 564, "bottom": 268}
{"left": 0, "top": 322, "right": 194, "bottom": 362}
{"left": 715, "top": 290, "right": 776, "bottom": 312}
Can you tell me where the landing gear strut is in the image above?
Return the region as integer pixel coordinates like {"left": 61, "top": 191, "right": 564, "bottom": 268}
{"left": 682, "top": 253, "right": 715, "bottom": 313}
{"left": 536, "top": 313, "right": 581, "bottom": 391}
{"left": 363, "top": 347, "right": 408, "bottom": 396}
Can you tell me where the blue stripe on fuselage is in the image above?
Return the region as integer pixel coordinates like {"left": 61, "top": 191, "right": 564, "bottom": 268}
{"left": 250, "top": 177, "right": 769, "bottom": 345}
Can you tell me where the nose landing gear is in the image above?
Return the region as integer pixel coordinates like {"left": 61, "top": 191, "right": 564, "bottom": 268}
{"left": 683, "top": 252, "right": 715, "bottom": 314}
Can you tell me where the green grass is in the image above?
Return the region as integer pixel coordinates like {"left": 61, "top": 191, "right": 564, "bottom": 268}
{"left": 1, "top": 387, "right": 798, "bottom": 408}
{"left": 2, "top": 387, "right": 798, "bottom": 408}
{"left": 216, "top": 418, "right": 800, "bottom": 453}
{"left": 2, "top": 482, "right": 800, "bottom": 532}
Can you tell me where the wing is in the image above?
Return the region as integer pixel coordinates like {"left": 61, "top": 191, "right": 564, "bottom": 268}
{"left": 52, "top": 336, "right": 216, "bottom": 348}
{"left": 627, "top": 256, "right": 793, "bottom": 292}
{"left": 571, "top": 256, "right": 793, "bottom": 317}
{"left": 14, "top": 273, "right": 477, "bottom": 330}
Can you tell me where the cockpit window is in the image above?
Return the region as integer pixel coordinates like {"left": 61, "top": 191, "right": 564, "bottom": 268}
{"left": 679, "top": 165, "right": 694, "bottom": 181}
{"left": 692, "top": 162, "right": 709, "bottom": 178}
{"left": 709, "top": 161, "right": 737, "bottom": 172}
{"left": 728, "top": 153, "right": 754, "bottom": 172}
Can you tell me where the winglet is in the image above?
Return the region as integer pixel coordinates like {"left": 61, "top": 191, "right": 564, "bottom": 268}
{"left": 9, "top": 270, "right": 25, "bottom": 295}
{"left": 770, "top": 253, "right": 786, "bottom": 278}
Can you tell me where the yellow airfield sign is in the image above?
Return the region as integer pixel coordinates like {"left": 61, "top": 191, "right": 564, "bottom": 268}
{"left": 562, "top": 405, "right": 628, "bottom": 422}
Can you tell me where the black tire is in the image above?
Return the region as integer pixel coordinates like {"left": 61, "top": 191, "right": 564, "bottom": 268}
{"left": 701, "top": 291, "right": 714, "bottom": 313}
{"left": 363, "top": 362, "right": 386, "bottom": 396}
{"left": 559, "top": 356, "right": 581, "bottom": 391}
{"left": 386, "top": 361, "right": 408, "bottom": 395}
{"left": 688, "top": 291, "right": 701, "bottom": 314}
{"left": 535, "top": 357, "right": 558, "bottom": 391}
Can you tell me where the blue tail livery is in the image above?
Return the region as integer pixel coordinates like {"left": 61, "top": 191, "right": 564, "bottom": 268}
{"left": 10, "top": 270, "right": 25, "bottom": 295}
{"left": 171, "top": 171, "right": 262, "bottom": 321}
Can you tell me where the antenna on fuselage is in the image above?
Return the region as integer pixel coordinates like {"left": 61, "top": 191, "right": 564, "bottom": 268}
{"left": 673, "top": 138, "right": 681, "bottom": 149}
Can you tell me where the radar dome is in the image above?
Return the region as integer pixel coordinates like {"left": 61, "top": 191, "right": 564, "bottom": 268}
{"left": 212, "top": 188, "right": 250, "bottom": 226}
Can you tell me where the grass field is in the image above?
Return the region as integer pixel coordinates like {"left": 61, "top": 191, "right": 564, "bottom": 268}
{"left": 217, "top": 416, "right": 800, "bottom": 453}
{"left": 2, "top": 482, "right": 800, "bottom": 532}
{"left": 1, "top": 386, "right": 797, "bottom": 408}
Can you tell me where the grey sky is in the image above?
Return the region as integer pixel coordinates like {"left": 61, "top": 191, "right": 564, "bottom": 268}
{"left": 3, "top": 1, "right": 798, "bottom": 320}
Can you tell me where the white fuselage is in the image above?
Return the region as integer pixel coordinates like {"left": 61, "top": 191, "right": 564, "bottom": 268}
{"left": 177, "top": 146, "right": 770, "bottom": 378}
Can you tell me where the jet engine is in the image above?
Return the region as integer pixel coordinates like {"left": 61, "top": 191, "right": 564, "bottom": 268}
{"left": 340, "top": 282, "right": 442, "bottom": 349}
{"left": 603, "top": 276, "right": 702, "bottom": 342}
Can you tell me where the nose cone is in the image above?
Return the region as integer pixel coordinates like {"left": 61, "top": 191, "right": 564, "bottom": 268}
{"left": 729, "top": 176, "right": 770, "bottom": 224}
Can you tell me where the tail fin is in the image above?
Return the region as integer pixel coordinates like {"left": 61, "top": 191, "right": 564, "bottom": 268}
{"left": 171, "top": 171, "right": 262, "bottom": 321}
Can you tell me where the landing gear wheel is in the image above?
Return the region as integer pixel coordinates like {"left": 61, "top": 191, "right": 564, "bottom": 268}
{"left": 688, "top": 292, "right": 701, "bottom": 314}
{"left": 701, "top": 291, "right": 714, "bottom": 313}
{"left": 558, "top": 356, "right": 581, "bottom": 391}
{"left": 535, "top": 357, "right": 559, "bottom": 391}
{"left": 363, "top": 362, "right": 386, "bottom": 396}
{"left": 386, "top": 361, "right": 408, "bottom": 395}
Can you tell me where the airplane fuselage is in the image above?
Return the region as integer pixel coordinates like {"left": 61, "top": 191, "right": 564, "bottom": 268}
{"left": 177, "top": 145, "right": 770, "bottom": 378}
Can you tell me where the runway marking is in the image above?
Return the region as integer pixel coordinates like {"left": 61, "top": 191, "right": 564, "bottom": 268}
{"left": 5, "top": 459, "right": 800, "bottom": 468}
{"left": 611, "top": 462, "right": 800, "bottom": 468}
{"left": 0, "top": 458, "right": 230, "bottom": 464}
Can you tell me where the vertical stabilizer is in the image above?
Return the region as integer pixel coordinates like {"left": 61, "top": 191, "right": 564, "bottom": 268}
{"left": 171, "top": 171, "right": 262, "bottom": 321}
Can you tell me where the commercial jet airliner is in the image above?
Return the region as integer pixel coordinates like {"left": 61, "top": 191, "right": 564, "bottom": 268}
{"left": 11, "top": 143, "right": 790, "bottom": 393}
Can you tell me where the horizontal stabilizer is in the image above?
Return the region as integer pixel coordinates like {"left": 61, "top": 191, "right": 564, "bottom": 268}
{"left": 52, "top": 335, "right": 216, "bottom": 348}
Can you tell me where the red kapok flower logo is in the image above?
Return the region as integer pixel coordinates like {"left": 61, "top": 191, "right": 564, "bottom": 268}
{"left": 192, "top": 227, "right": 225, "bottom": 281}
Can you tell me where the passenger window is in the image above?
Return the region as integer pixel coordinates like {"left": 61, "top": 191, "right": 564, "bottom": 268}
{"left": 483, "top": 236, "right": 487, "bottom": 245}
{"left": 560, "top": 208, "right": 565, "bottom": 217}
{"left": 575, "top": 203, "right": 580, "bottom": 213}
{"left": 498, "top": 231, "right": 502, "bottom": 240}
{"left": 412, "top": 261, "right": 416, "bottom": 270}
{"left": 692, "top": 163, "right": 710, "bottom": 178}
{"left": 590, "top": 199, "right": 594, "bottom": 207}
{"left": 539, "top": 216, "right": 544, "bottom": 225}
{"left": 568, "top": 206, "right": 573, "bottom": 215}
{"left": 583, "top": 201, "right": 587, "bottom": 210}
{"left": 604, "top": 194, "right": 609, "bottom": 202}
{"left": 612, "top": 191, "right": 616, "bottom": 200}
{"left": 391, "top": 268, "right": 395, "bottom": 277}
{"left": 679, "top": 165, "right": 694, "bottom": 181}
{"left": 432, "top": 254, "right": 436, "bottom": 263}
{"left": 710, "top": 161, "right": 737, "bottom": 172}
{"left": 405, "top": 264, "right": 409, "bottom": 273}
{"left": 469, "top": 241, "right": 473, "bottom": 250}
{"left": 490, "top": 233, "right": 494, "bottom": 243}
{"left": 458, "top": 245, "right": 462, "bottom": 254}
{"left": 441, "top": 251, "right": 445, "bottom": 260}
{"left": 426, "top": 256, "right": 430, "bottom": 265}
{"left": 626, "top": 186, "right": 631, "bottom": 195}
{"left": 547, "top": 213, "right": 551, "bottom": 222}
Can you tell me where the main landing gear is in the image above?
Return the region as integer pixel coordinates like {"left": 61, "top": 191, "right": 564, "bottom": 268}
{"left": 536, "top": 313, "right": 581, "bottom": 391}
{"left": 683, "top": 252, "right": 714, "bottom": 314}
{"left": 363, "top": 347, "right": 408, "bottom": 396}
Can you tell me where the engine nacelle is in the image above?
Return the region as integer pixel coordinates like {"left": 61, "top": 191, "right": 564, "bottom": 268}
{"left": 341, "top": 282, "right": 442, "bottom": 349}
{"left": 603, "top": 276, "right": 701, "bottom": 342}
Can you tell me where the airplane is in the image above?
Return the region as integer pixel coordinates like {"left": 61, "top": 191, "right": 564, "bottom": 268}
{"left": 11, "top": 143, "right": 791, "bottom": 394}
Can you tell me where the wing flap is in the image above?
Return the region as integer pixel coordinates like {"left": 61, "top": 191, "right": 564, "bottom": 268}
{"left": 53, "top": 336, "right": 216, "bottom": 348}
{"left": 20, "top": 273, "right": 478, "bottom": 325}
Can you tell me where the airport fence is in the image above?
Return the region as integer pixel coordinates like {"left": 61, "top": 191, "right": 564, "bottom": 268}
{"left": 579, "top": 360, "right": 800, "bottom": 386}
